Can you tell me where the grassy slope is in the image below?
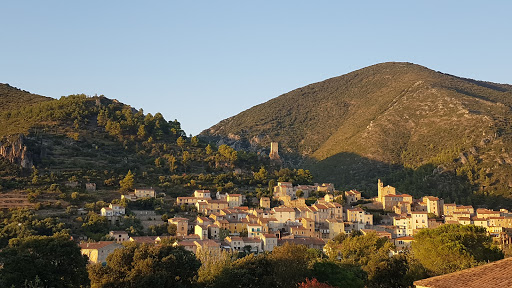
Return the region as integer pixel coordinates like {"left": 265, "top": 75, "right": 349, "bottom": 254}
{"left": 0, "top": 83, "right": 52, "bottom": 113}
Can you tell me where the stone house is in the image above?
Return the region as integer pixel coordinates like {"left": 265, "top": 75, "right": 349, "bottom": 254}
{"left": 79, "top": 241, "right": 122, "bottom": 264}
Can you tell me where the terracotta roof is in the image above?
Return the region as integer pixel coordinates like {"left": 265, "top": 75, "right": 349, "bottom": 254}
{"left": 170, "top": 217, "right": 188, "bottom": 222}
{"left": 196, "top": 239, "right": 220, "bottom": 247}
{"left": 262, "top": 234, "right": 278, "bottom": 238}
{"left": 179, "top": 234, "right": 200, "bottom": 240}
{"left": 314, "top": 204, "right": 328, "bottom": 209}
{"left": 395, "top": 236, "right": 414, "bottom": 241}
{"left": 326, "top": 218, "right": 343, "bottom": 223}
{"left": 226, "top": 236, "right": 243, "bottom": 241}
{"left": 292, "top": 226, "right": 309, "bottom": 231}
{"left": 79, "top": 241, "right": 119, "bottom": 250}
{"left": 413, "top": 257, "right": 512, "bottom": 288}
{"left": 130, "top": 236, "right": 158, "bottom": 243}
{"left": 242, "top": 237, "right": 261, "bottom": 243}
{"left": 471, "top": 218, "right": 487, "bottom": 222}
{"left": 477, "top": 209, "right": 499, "bottom": 214}
{"left": 273, "top": 207, "right": 295, "bottom": 212}
{"left": 178, "top": 240, "right": 197, "bottom": 247}
{"left": 278, "top": 237, "right": 325, "bottom": 246}
{"left": 347, "top": 207, "right": 364, "bottom": 212}
{"left": 207, "top": 199, "right": 228, "bottom": 204}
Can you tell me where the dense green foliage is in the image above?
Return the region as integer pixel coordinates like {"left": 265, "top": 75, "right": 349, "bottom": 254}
{"left": 0, "top": 88, "right": 315, "bottom": 207}
{"left": 201, "top": 62, "right": 512, "bottom": 208}
{"left": 411, "top": 224, "right": 504, "bottom": 276}
{"left": 0, "top": 83, "right": 52, "bottom": 114}
{"left": 88, "top": 242, "right": 200, "bottom": 288}
{"left": 0, "top": 233, "right": 89, "bottom": 288}
{"left": 194, "top": 243, "right": 365, "bottom": 288}
{"left": 0, "top": 209, "right": 68, "bottom": 248}
{"left": 324, "top": 232, "right": 408, "bottom": 287}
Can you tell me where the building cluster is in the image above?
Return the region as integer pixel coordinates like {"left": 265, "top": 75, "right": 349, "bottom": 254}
{"left": 374, "top": 179, "right": 512, "bottom": 250}
{"left": 81, "top": 179, "right": 512, "bottom": 264}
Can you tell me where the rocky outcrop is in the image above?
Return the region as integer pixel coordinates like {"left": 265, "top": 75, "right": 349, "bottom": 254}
{"left": 0, "top": 134, "right": 33, "bottom": 169}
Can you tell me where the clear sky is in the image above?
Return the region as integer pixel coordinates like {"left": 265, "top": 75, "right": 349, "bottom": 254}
{"left": 1, "top": 1, "right": 511, "bottom": 135}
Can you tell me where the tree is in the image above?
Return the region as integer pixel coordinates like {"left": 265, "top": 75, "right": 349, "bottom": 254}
{"left": 310, "top": 260, "right": 365, "bottom": 288}
{"left": 167, "top": 223, "right": 177, "bottom": 236}
{"left": 411, "top": 224, "right": 504, "bottom": 276}
{"left": 31, "top": 166, "right": 39, "bottom": 185}
{"left": 366, "top": 254, "right": 410, "bottom": 288}
{"left": 206, "top": 144, "right": 214, "bottom": 155}
{"left": 137, "top": 124, "right": 147, "bottom": 139}
{"left": 168, "top": 154, "right": 177, "bottom": 173}
{"left": 190, "top": 136, "right": 199, "bottom": 146}
{"left": 254, "top": 167, "right": 267, "bottom": 182}
{"left": 176, "top": 136, "right": 186, "bottom": 150}
{"left": 81, "top": 212, "right": 109, "bottom": 241}
{"left": 212, "top": 253, "right": 274, "bottom": 288}
{"left": 119, "top": 170, "right": 134, "bottom": 192}
{"left": 296, "top": 189, "right": 304, "bottom": 198}
{"left": 324, "top": 231, "right": 393, "bottom": 284}
{"left": 196, "top": 248, "right": 237, "bottom": 287}
{"left": 89, "top": 242, "right": 200, "bottom": 288}
{"left": 218, "top": 145, "right": 237, "bottom": 166}
{"left": 155, "top": 157, "right": 163, "bottom": 168}
{"left": 270, "top": 243, "right": 317, "bottom": 288}
{"left": 0, "top": 233, "right": 89, "bottom": 288}
{"left": 182, "top": 151, "right": 191, "bottom": 171}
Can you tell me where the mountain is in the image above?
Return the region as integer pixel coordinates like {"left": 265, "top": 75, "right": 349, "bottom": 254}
{"left": 0, "top": 85, "right": 283, "bottom": 203}
{"left": 201, "top": 62, "right": 512, "bottom": 207}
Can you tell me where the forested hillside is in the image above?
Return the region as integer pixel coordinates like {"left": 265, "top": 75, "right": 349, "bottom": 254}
{"left": 0, "top": 88, "right": 312, "bottom": 204}
{"left": 201, "top": 62, "right": 512, "bottom": 208}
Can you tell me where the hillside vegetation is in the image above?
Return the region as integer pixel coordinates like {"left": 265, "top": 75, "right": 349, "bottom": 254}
{"left": 0, "top": 84, "right": 52, "bottom": 113}
{"left": 0, "top": 88, "right": 313, "bottom": 209}
{"left": 201, "top": 62, "right": 512, "bottom": 208}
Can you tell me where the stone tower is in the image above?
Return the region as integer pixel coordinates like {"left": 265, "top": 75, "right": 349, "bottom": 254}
{"left": 269, "top": 142, "right": 280, "bottom": 160}
{"left": 378, "top": 179, "right": 384, "bottom": 199}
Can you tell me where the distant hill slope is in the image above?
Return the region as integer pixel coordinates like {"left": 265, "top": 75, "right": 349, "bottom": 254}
{"left": 201, "top": 62, "right": 512, "bottom": 206}
{"left": 0, "top": 83, "right": 53, "bottom": 113}
{"left": 0, "top": 85, "right": 276, "bottom": 201}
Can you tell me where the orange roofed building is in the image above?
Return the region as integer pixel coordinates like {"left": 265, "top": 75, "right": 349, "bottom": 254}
{"left": 414, "top": 257, "right": 512, "bottom": 288}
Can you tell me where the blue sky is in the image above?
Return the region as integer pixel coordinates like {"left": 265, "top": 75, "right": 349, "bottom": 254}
{"left": 1, "top": 1, "right": 511, "bottom": 135}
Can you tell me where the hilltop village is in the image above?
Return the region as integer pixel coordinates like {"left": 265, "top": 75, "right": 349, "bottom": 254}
{"left": 81, "top": 177, "right": 512, "bottom": 264}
